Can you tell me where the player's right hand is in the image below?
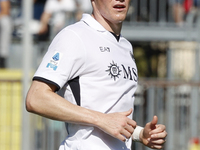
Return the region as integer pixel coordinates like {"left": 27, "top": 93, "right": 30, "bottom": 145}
{"left": 97, "top": 108, "right": 137, "bottom": 142}
{"left": 140, "top": 116, "right": 167, "bottom": 149}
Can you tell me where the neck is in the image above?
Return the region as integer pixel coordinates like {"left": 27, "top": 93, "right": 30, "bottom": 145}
{"left": 91, "top": 12, "right": 122, "bottom": 36}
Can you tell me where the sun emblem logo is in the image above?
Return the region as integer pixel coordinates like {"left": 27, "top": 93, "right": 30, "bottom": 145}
{"left": 106, "top": 61, "right": 121, "bottom": 81}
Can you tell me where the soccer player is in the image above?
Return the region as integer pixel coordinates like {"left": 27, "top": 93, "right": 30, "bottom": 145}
{"left": 26, "top": 0, "right": 167, "bottom": 149}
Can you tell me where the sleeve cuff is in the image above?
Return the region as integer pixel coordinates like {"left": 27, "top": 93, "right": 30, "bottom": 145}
{"left": 33, "top": 76, "right": 60, "bottom": 91}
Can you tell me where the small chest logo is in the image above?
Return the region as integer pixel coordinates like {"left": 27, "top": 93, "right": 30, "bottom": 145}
{"left": 99, "top": 46, "right": 110, "bottom": 52}
{"left": 106, "top": 61, "right": 121, "bottom": 81}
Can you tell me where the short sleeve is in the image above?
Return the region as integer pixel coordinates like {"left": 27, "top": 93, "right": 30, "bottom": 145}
{"left": 33, "top": 28, "right": 86, "bottom": 89}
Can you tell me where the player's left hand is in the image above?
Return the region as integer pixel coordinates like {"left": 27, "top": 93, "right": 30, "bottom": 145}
{"left": 140, "top": 116, "right": 167, "bottom": 149}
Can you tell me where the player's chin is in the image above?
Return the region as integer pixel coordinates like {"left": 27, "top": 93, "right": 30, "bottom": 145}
{"left": 114, "top": 17, "right": 126, "bottom": 24}
{"left": 114, "top": 13, "right": 127, "bottom": 22}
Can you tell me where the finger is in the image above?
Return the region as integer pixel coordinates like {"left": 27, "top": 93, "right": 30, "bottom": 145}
{"left": 150, "top": 130, "right": 167, "bottom": 139}
{"left": 147, "top": 142, "right": 164, "bottom": 149}
{"left": 153, "top": 124, "right": 165, "bottom": 130}
{"left": 121, "top": 128, "right": 132, "bottom": 139}
{"left": 117, "top": 134, "right": 127, "bottom": 142}
{"left": 124, "top": 124, "right": 135, "bottom": 134}
{"left": 147, "top": 139, "right": 166, "bottom": 149}
{"left": 120, "top": 108, "right": 133, "bottom": 116}
{"left": 151, "top": 144, "right": 164, "bottom": 149}
{"left": 127, "top": 119, "right": 137, "bottom": 129}
{"left": 149, "top": 138, "right": 166, "bottom": 145}
{"left": 150, "top": 127, "right": 165, "bottom": 135}
{"left": 150, "top": 116, "right": 158, "bottom": 130}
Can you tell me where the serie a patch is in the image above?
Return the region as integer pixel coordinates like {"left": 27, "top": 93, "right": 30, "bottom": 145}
{"left": 46, "top": 51, "right": 63, "bottom": 71}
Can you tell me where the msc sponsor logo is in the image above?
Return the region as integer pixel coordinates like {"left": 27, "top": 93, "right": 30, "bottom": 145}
{"left": 106, "top": 61, "right": 138, "bottom": 82}
{"left": 106, "top": 61, "right": 121, "bottom": 81}
{"left": 121, "top": 65, "right": 137, "bottom": 82}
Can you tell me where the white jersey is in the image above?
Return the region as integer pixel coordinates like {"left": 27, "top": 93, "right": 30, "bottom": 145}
{"left": 33, "top": 14, "right": 138, "bottom": 150}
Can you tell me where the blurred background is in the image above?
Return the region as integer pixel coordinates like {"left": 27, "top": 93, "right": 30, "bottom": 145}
{"left": 0, "top": 0, "right": 200, "bottom": 150}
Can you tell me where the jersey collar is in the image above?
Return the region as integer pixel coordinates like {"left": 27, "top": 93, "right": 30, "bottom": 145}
{"left": 81, "top": 14, "right": 107, "bottom": 32}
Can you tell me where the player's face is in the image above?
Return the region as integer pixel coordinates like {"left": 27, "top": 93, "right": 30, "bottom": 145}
{"left": 92, "top": 0, "right": 130, "bottom": 24}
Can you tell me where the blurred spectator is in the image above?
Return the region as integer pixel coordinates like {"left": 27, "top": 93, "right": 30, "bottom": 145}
{"left": 194, "top": 0, "right": 200, "bottom": 8}
{"left": 169, "top": 0, "right": 185, "bottom": 26}
{"left": 76, "top": 0, "right": 92, "bottom": 20}
{"left": 33, "top": 0, "right": 46, "bottom": 21}
{"left": 183, "top": 0, "right": 193, "bottom": 13}
{"left": 33, "top": 0, "right": 47, "bottom": 41}
{"left": 78, "top": 0, "right": 92, "bottom": 13}
{"left": 0, "top": 0, "right": 11, "bottom": 68}
{"left": 38, "top": 0, "right": 78, "bottom": 37}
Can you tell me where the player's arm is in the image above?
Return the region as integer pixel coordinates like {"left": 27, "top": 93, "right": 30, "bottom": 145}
{"left": 132, "top": 116, "right": 167, "bottom": 149}
{"left": 26, "top": 80, "right": 137, "bottom": 142}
